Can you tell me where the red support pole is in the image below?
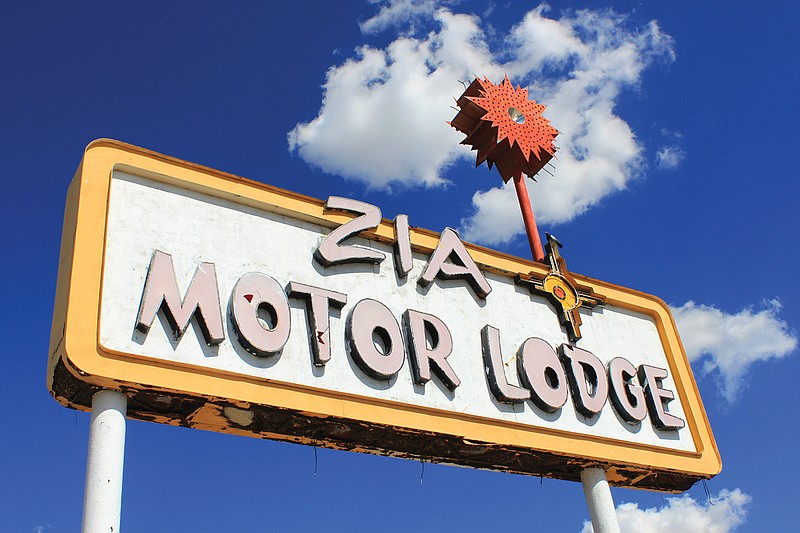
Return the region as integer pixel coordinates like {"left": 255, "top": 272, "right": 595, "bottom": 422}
{"left": 512, "top": 175, "right": 545, "bottom": 261}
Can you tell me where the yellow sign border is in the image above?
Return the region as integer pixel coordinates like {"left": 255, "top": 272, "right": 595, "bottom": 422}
{"left": 49, "top": 139, "right": 720, "bottom": 490}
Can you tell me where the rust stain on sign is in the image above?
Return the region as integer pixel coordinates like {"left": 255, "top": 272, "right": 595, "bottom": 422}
{"left": 50, "top": 357, "right": 697, "bottom": 492}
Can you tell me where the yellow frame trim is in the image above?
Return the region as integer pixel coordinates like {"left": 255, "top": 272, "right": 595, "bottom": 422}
{"left": 49, "top": 139, "right": 721, "bottom": 483}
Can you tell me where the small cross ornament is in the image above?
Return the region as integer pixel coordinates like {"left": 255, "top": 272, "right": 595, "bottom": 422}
{"left": 514, "top": 234, "right": 605, "bottom": 342}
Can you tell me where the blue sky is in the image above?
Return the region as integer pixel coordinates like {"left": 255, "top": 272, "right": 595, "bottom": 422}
{"left": 1, "top": 1, "right": 798, "bottom": 531}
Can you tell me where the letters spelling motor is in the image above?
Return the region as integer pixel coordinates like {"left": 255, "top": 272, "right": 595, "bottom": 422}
{"left": 135, "top": 196, "right": 686, "bottom": 434}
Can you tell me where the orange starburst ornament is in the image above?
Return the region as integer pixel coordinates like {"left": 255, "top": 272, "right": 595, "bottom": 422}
{"left": 449, "top": 75, "right": 559, "bottom": 261}
{"left": 450, "top": 75, "right": 558, "bottom": 183}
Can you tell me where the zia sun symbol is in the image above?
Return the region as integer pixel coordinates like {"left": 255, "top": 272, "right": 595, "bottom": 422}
{"left": 450, "top": 76, "right": 559, "bottom": 183}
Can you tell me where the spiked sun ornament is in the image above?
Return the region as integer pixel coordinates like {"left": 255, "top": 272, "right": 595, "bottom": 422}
{"left": 450, "top": 75, "right": 559, "bottom": 183}
{"left": 449, "top": 75, "right": 559, "bottom": 261}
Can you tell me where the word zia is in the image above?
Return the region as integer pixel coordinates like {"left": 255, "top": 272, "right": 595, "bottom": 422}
{"left": 135, "top": 197, "right": 684, "bottom": 432}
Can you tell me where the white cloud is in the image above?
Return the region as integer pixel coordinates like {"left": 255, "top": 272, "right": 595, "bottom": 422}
{"left": 360, "top": 0, "right": 440, "bottom": 35}
{"left": 288, "top": 3, "right": 674, "bottom": 241}
{"left": 655, "top": 145, "right": 685, "bottom": 169}
{"left": 672, "top": 299, "right": 797, "bottom": 402}
{"left": 461, "top": 9, "right": 674, "bottom": 244}
{"left": 580, "top": 489, "right": 750, "bottom": 533}
{"left": 289, "top": 9, "right": 499, "bottom": 190}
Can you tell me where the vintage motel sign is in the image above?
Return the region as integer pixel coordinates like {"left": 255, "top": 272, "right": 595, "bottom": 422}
{"left": 49, "top": 140, "right": 720, "bottom": 492}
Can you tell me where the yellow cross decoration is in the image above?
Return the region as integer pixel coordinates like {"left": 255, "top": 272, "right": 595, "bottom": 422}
{"left": 515, "top": 234, "right": 605, "bottom": 342}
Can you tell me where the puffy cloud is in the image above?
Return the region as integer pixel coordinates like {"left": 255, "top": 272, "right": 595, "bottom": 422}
{"left": 461, "top": 8, "right": 674, "bottom": 243}
{"left": 655, "top": 145, "right": 685, "bottom": 169}
{"left": 580, "top": 489, "right": 750, "bottom": 533}
{"left": 288, "top": 3, "right": 674, "bottom": 239}
{"left": 672, "top": 300, "right": 797, "bottom": 402}
{"left": 359, "top": 0, "right": 440, "bottom": 35}
{"left": 289, "top": 9, "right": 498, "bottom": 190}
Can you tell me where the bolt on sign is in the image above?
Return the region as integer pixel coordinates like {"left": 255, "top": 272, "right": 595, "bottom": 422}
{"left": 49, "top": 140, "right": 720, "bottom": 491}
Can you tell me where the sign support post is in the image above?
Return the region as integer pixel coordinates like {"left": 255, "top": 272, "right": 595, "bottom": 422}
{"left": 82, "top": 390, "right": 127, "bottom": 533}
{"left": 512, "top": 175, "right": 545, "bottom": 261}
{"left": 581, "top": 466, "right": 622, "bottom": 533}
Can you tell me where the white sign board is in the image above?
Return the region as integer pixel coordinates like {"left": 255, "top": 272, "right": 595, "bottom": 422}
{"left": 49, "top": 140, "right": 720, "bottom": 491}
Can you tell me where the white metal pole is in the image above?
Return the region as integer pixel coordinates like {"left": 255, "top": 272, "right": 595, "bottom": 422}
{"left": 581, "top": 466, "right": 621, "bottom": 533}
{"left": 82, "top": 390, "right": 127, "bottom": 533}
